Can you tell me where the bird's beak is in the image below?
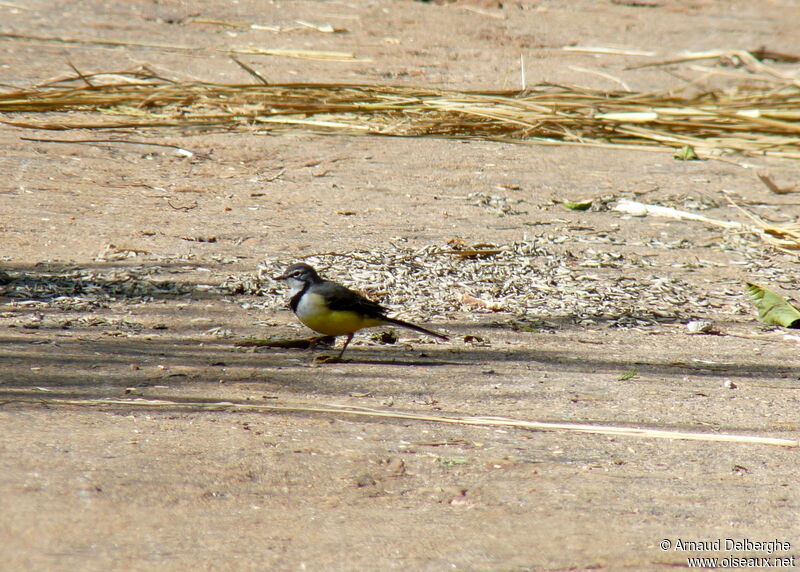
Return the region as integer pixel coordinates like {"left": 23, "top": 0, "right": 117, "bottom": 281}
{"left": 274, "top": 273, "right": 287, "bottom": 281}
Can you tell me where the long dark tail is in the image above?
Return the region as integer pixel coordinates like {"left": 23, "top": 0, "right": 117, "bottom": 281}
{"left": 382, "top": 316, "right": 448, "bottom": 340}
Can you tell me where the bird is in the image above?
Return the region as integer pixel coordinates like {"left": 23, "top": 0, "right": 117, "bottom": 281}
{"left": 276, "top": 262, "right": 448, "bottom": 359}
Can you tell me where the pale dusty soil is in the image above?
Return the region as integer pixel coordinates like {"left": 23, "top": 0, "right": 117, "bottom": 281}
{"left": 2, "top": 1, "right": 800, "bottom": 571}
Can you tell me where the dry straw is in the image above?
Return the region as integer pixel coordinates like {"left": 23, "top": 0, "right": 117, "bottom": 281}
{"left": 5, "top": 397, "right": 798, "bottom": 447}
{"left": 1, "top": 67, "right": 800, "bottom": 158}
{"left": 615, "top": 197, "right": 800, "bottom": 253}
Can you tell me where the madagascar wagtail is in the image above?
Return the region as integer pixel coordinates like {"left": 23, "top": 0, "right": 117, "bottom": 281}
{"left": 276, "top": 262, "right": 448, "bottom": 359}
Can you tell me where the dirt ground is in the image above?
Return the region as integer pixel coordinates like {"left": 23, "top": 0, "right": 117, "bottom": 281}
{"left": 2, "top": 1, "right": 800, "bottom": 570}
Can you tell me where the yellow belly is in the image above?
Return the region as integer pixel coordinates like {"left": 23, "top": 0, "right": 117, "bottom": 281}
{"left": 296, "top": 292, "right": 384, "bottom": 336}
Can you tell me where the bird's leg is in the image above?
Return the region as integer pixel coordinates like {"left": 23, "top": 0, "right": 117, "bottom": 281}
{"left": 312, "top": 334, "right": 352, "bottom": 364}
{"left": 338, "top": 333, "right": 354, "bottom": 359}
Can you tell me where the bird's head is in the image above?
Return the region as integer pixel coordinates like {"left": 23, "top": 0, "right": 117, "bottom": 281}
{"left": 275, "top": 263, "right": 323, "bottom": 293}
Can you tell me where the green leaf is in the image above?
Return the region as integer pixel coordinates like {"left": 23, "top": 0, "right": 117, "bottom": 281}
{"left": 563, "top": 199, "right": 592, "bottom": 211}
{"left": 618, "top": 367, "right": 638, "bottom": 381}
{"left": 745, "top": 283, "right": 800, "bottom": 328}
{"left": 673, "top": 145, "right": 698, "bottom": 160}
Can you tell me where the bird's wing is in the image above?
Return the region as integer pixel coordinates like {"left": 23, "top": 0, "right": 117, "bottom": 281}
{"left": 317, "top": 281, "right": 388, "bottom": 318}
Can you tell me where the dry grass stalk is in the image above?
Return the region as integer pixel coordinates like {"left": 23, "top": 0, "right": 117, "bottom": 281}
{"left": 0, "top": 32, "right": 361, "bottom": 61}
{"left": 616, "top": 198, "right": 800, "bottom": 254}
{"left": 4, "top": 397, "right": 798, "bottom": 448}
{"left": 724, "top": 196, "right": 800, "bottom": 252}
{"left": 1, "top": 70, "right": 800, "bottom": 157}
{"left": 630, "top": 49, "right": 800, "bottom": 85}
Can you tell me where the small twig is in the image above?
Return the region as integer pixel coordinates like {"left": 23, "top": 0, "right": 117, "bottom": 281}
{"left": 294, "top": 20, "right": 346, "bottom": 33}
{"left": 757, "top": 172, "right": 796, "bottom": 194}
{"left": 750, "top": 46, "right": 800, "bottom": 64}
{"left": 226, "top": 46, "right": 363, "bottom": 61}
{"left": 562, "top": 45, "right": 656, "bottom": 57}
{"left": 628, "top": 49, "right": 799, "bottom": 85}
{"left": 186, "top": 17, "right": 249, "bottom": 28}
{"left": 67, "top": 60, "right": 94, "bottom": 87}
{"left": 0, "top": 32, "right": 199, "bottom": 52}
{"left": 568, "top": 65, "right": 631, "bottom": 91}
{"left": 262, "top": 167, "right": 286, "bottom": 182}
{"left": 167, "top": 200, "right": 198, "bottom": 211}
{"left": 5, "top": 397, "right": 798, "bottom": 447}
{"left": 34, "top": 68, "right": 179, "bottom": 89}
{"left": 230, "top": 56, "right": 269, "bottom": 85}
{"left": 614, "top": 199, "right": 743, "bottom": 229}
{"left": 20, "top": 136, "right": 196, "bottom": 156}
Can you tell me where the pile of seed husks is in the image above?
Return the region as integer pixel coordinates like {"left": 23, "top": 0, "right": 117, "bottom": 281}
{"left": 223, "top": 240, "right": 756, "bottom": 328}
{"left": 2, "top": 237, "right": 791, "bottom": 328}
{"left": 0, "top": 266, "right": 194, "bottom": 311}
